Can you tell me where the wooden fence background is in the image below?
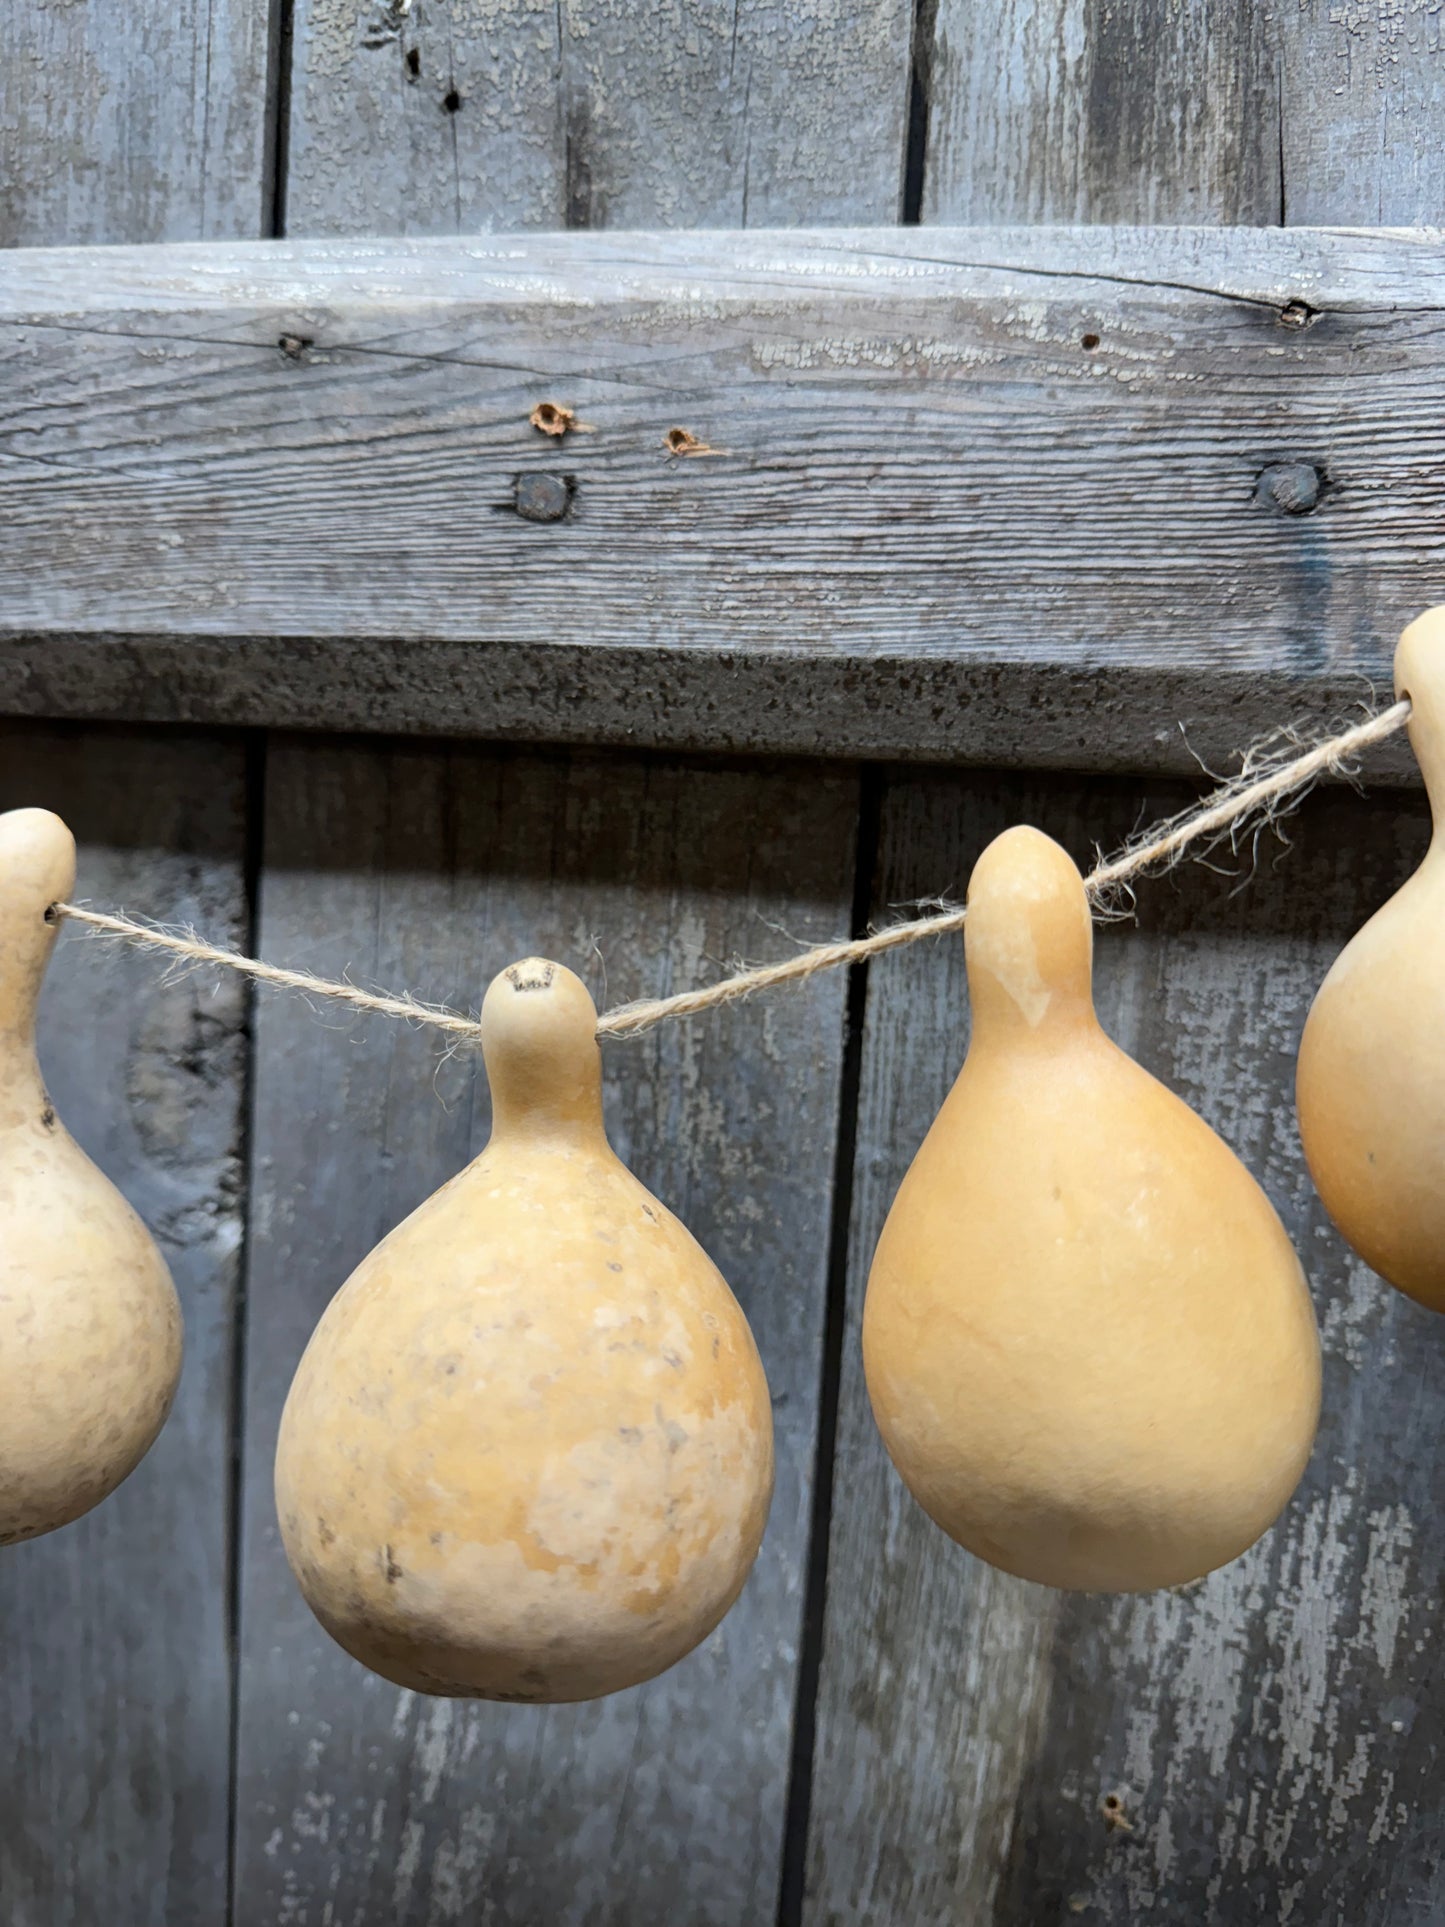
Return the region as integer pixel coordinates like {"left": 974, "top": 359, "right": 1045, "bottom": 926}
{"left": 3, "top": 5, "right": 1443, "bottom": 1923}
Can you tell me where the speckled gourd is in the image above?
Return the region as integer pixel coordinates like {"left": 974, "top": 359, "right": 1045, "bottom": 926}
{"left": 1297, "top": 606, "right": 1445, "bottom": 1313}
{"left": 863, "top": 825, "right": 1321, "bottom": 1593}
{"left": 275, "top": 957, "right": 774, "bottom": 1701}
{"left": 0, "top": 808, "right": 182, "bottom": 1545}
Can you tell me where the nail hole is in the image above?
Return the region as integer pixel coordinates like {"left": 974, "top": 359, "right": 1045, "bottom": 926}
{"left": 277, "top": 333, "right": 314, "bottom": 360}
{"left": 1080, "top": 332, "right": 1100, "bottom": 351}
{"left": 405, "top": 47, "right": 420, "bottom": 77}
{"left": 1102, "top": 1795, "right": 1122, "bottom": 1811}
{"left": 1278, "top": 299, "right": 1318, "bottom": 330}
{"left": 530, "top": 400, "right": 576, "bottom": 437}
{"left": 442, "top": 88, "right": 461, "bottom": 113}
{"left": 662, "top": 425, "right": 725, "bottom": 457}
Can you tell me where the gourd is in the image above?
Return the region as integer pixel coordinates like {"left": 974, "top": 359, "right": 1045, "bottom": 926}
{"left": 863, "top": 825, "right": 1321, "bottom": 1593}
{"left": 1297, "top": 606, "right": 1445, "bottom": 1312}
{"left": 275, "top": 957, "right": 774, "bottom": 1701}
{"left": 0, "top": 808, "right": 182, "bottom": 1545}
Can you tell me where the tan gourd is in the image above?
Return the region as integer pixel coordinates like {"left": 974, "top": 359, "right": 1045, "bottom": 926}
{"left": 863, "top": 825, "right": 1321, "bottom": 1593}
{"left": 275, "top": 957, "right": 773, "bottom": 1701}
{"left": 0, "top": 808, "right": 182, "bottom": 1545}
{"left": 1297, "top": 607, "right": 1445, "bottom": 1313}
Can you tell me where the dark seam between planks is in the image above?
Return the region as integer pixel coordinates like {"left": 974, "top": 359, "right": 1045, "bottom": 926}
{"left": 264, "top": 0, "right": 295, "bottom": 239}
{"left": 224, "top": 727, "right": 269, "bottom": 1927}
{"left": 774, "top": 764, "right": 883, "bottom": 1927}
{"left": 901, "top": 0, "right": 937, "bottom": 223}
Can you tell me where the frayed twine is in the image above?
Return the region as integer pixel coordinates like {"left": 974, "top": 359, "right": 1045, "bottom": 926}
{"left": 54, "top": 699, "right": 1413, "bottom": 1045}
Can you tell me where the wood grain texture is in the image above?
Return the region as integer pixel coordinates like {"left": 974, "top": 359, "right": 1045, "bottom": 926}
{"left": 1281, "top": 0, "right": 1445, "bottom": 224}
{"left": 922, "top": 0, "right": 1445, "bottom": 230}
{"left": 803, "top": 768, "right": 1445, "bottom": 1924}
{"left": 284, "top": 0, "right": 913, "bottom": 237}
{"left": 0, "top": 0, "right": 274, "bottom": 247}
{"left": 0, "top": 225, "right": 1439, "bottom": 774}
{"left": 232, "top": 738, "right": 856, "bottom": 1925}
{"left": 921, "top": 0, "right": 1280, "bottom": 223}
{"left": 0, "top": 725, "right": 250, "bottom": 1927}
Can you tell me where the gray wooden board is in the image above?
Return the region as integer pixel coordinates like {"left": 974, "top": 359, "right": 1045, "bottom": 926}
{"left": 232, "top": 736, "right": 856, "bottom": 1925}
{"left": 921, "top": 2, "right": 1445, "bottom": 229}
{"left": 0, "top": 0, "right": 275, "bottom": 248}
{"left": 286, "top": 0, "right": 913, "bottom": 237}
{"left": 1, "top": 225, "right": 1442, "bottom": 776}
{"left": 0, "top": 723, "right": 250, "bottom": 1926}
{"left": 921, "top": 0, "right": 1280, "bottom": 224}
{"left": 1279, "top": 2, "right": 1445, "bottom": 226}
{"left": 803, "top": 767, "right": 1444, "bottom": 1924}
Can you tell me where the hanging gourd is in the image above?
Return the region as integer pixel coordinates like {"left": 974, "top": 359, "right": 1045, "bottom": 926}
{"left": 863, "top": 825, "right": 1321, "bottom": 1593}
{"left": 1297, "top": 607, "right": 1445, "bottom": 1313}
{"left": 0, "top": 808, "right": 182, "bottom": 1545}
{"left": 275, "top": 957, "right": 773, "bottom": 1700}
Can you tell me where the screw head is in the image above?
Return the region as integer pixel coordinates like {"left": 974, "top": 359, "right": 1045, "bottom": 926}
{"left": 514, "top": 473, "right": 572, "bottom": 523}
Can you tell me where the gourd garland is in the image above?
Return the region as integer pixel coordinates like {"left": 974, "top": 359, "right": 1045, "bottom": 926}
{"left": 1, "top": 611, "right": 1441, "bottom": 1703}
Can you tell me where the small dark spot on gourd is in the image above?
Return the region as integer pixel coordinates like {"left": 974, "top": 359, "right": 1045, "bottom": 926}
{"left": 383, "top": 1544, "right": 403, "bottom": 1583}
{"left": 607, "top": 1261, "right": 623, "bottom": 1273}
{"left": 316, "top": 1518, "right": 336, "bottom": 1547}
{"left": 506, "top": 960, "right": 558, "bottom": 991}
{"left": 39, "top": 1105, "right": 55, "bottom": 1130}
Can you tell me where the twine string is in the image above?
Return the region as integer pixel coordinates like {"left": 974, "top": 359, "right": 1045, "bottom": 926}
{"left": 52, "top": 699, "right": 1413, "bottom": 1044}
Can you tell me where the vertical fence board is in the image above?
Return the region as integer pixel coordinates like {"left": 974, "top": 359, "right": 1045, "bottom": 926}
{"left": 284, "top": 0, "right": 914, "bottom": 235}
{"left": 920, "top": 0, "right": 1280, "bottom": 223}
{"left": 0, "top": 1, "right": 274, "bottom": 246}
{"left": 1280, "top": 0, "right": 1445, "bottom": 224}
{"left": 233, "top": 738, "right": 856, "bottom": 1925}
{"left": 803, "top": 769, "right": 1445, "bottom": 1923}
{"left": 0, "top": 726, "right": 250, "bottom": 1927}
{"left": 923, "top": 0, "right": 1445, "bottom": 228}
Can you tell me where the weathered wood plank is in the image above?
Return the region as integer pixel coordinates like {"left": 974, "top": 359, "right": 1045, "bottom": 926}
{"left": 921, "top": 0, "right": 1280, "bottom": 223}
{"left": 232, "top": 738, "right": 856, "bottom": 1925}
{"left": 1281, "top": 1, "right": 1445, "bottom": 224}
{"left": 0, "top": 225, "right": 1439, "bottom": 775}
{"left": 284, "top": 0, "right": 913, "bottom": 237}
{"left": 921, "top": 1, "right": 1445, "bottom": 231}
{"left": 0, "top": 724, "right": 250, "bottom": 1927}
{"left": 803, "top": 768, "right": 1444, "bottom": 1924}
{"left": 0, "top": 1, "right": 275, "bottom": 247}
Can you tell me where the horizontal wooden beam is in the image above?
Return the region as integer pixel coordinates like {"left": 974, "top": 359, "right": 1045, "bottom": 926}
{"left": 2, "top": 226, "right": 1439, "bottom": 776}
